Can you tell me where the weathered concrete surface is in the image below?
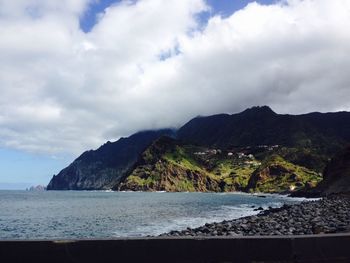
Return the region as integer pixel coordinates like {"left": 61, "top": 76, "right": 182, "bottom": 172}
{"left": 1, "top": 234, "right": 350, "bottom": 263}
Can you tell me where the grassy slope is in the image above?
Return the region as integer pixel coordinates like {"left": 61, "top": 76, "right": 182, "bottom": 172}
{"left": 119, "top": 139, "right": 220, "bottom": 192}
{"left": 120, "top": 137, "right": 323, "bottom": 193}
{"left": 246, "top": 155, "right": 322, "bottom": 193}
{"left": 204, "top": 156, "right": 259, "bottom": 191}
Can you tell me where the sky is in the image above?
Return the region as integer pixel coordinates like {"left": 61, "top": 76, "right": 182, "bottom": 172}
{"left": 0, "top": 0, "right": 350, "bottom": 189}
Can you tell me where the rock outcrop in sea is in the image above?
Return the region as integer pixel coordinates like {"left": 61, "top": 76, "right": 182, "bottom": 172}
{"left": 27, "top": 185, "right": 46, "bottom": 191}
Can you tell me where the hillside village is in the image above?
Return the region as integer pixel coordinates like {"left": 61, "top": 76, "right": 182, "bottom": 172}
{"left": 193, "top": 145, "right": 282, "bottom": 167}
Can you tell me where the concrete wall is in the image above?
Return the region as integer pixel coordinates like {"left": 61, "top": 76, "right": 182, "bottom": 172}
{"left": 1, "top": 233, "right": 350, "bottom": 262}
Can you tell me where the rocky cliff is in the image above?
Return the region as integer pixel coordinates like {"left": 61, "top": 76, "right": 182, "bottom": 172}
{"left": 311, "top": 146, "right": 350, "bottom": 196}
{"left": 47, "top": 130, "right": 174, "bottom": 190}
{"left": 118, "top": 136, "right": 221, "bottom": 192}
{"left": 245, "top": 155, "right": 321, "bottom": 194}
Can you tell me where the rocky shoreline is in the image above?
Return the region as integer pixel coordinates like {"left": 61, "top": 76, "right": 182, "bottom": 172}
{"left": 160, "top": 195, "right": 350, "bottom": 237}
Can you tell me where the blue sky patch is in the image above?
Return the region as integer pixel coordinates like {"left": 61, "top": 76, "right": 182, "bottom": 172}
{"left": 80, "top": 0, "right": 277, "bottom": 33}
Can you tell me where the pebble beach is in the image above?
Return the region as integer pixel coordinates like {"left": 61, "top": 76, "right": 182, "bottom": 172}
{"left": 161, "top": 195, "right": 350, "bottom": 237}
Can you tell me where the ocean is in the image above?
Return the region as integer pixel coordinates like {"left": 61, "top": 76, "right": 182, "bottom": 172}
{"left": 0, "top": 190, "right": 305, "bottom": 240}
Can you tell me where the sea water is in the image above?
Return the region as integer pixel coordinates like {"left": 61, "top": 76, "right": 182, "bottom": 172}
{"left": 0, "top": 190, "right": 305, "bottom": 240}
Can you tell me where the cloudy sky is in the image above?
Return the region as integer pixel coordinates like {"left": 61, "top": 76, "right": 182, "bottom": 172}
{"left": 1, "top": 0, "right": 350, "bottom": 188}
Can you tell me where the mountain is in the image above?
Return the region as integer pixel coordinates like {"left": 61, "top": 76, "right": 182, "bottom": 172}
{"left": 47, "top": 129, "right": 174, "bottom": 190}
{"left": 47, "top": 106, "right": 350, "bottom": 192}
{"left": 178, "top": 106, "right": 350, "bottom": 172}
{"left": 178, "top": 106, "right": 349, "bottom": 153}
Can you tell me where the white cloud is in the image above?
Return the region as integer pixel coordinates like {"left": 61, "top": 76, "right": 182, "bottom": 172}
{"left": 0, "top": 0, "right": 350, "bottom": 155}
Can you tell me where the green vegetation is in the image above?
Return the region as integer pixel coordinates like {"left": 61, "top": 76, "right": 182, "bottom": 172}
{"left": 119, "top": 137, "right": 219, "bottom": 192}
{"left": 120, "top": 136, "right": 324, "bottom": 193}
{"left": 246, "top": 155, "right": 322, "bottom": 193}
{"left": 164, "top": 145, "right": 203, "bottom": 173}
{"left": 207, "top": 158, "right": 259, "bottom": 191}
{"left": 253, "top": 146, "right": 331, "bottom": 173}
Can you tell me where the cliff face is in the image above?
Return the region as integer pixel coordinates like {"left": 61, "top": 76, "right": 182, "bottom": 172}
{"left": 119, "top": 160, "right": 220, "bottom": 192}
{"left": 47, "top": 130, "right": 174, "bottom": 190}
{"left": 246, "top": 155, "right": 321, "bottom": 194}
{"left": 313, "top": 146, "right": 350, "bottom": 196}
{"left": 118, "top": 137, "right": 221, "bottom": 192}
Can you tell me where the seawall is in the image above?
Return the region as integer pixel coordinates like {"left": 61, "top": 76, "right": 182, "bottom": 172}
{"left": 1, "top": 234, "right": 350, "bottom": 262}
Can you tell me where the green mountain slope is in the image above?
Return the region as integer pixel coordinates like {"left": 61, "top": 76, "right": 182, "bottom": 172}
{"left": 245, "top": 155, "right": 322, "bottom": 193}
{"left": 119, "top": 137, "right": 272, "bottom": 192}
{"left": 118, "top": 137, "right": 220, "bottom": 192}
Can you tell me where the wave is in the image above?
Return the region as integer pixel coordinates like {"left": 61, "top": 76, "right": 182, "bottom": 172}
{"left": 112, "top": 197, "right": 292, "bottom": 237}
